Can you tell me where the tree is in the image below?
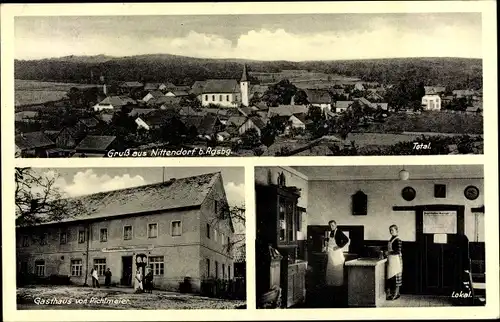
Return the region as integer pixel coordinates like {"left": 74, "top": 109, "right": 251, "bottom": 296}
{"left": 262, "top": 79, "right": 297, "bottom": 106}
{"left": 305, "top": 105, "right": 328, "bottom": 138}
{"left": 159, "top": 117, "right": 188, "bottom": 145}
{"left": 15, "top": 168, "right": 86, "bottom": 227}
{"left": 269, "top": 115, "right": 287, "bottom": 134}
{"left": 210, "top": 203, "right": 246, "bottom": 255}
{"left": 293, "top": 90, "right": 309, "bottom": 105}
{"left": 241, "top": 128, "right": 261, "bottom": 148}
{"left": 67, "top": 87, "right": 82, "bottom": 107}
{"left": 260, "top": 123, "right": 277, "bottom": 148}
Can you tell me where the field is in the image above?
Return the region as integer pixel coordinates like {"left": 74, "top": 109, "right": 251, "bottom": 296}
{"left": 364, "top": 111, "right": 483, "bottom": 135}
{"left": 251, "top": 70, "right": 360, "bottom": 87}
{"left": 15, "top": 80, "right": 98, "bottom": 107}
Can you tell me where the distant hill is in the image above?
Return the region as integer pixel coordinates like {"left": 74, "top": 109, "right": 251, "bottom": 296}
{"left": 14, "top": 54, "right": 482, "bottom": 89}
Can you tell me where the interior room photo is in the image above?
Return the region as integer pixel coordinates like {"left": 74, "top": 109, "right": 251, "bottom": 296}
{"left": 255, "top": 165, "right": 485, "bottom": 309}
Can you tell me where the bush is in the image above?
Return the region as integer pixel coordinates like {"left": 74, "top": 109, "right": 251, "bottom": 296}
{"left": 200, "top": 278, "right": 246, "bottom": 300}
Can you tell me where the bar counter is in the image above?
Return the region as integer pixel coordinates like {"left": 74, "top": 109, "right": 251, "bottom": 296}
{"left": 345, "top": 258, "right": 387, "bottom": 307}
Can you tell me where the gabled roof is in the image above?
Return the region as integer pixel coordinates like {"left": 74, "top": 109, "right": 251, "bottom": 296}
{"left": 96, "top": 96, "right": 136, "bottom": 107}
{"left": 179, "top": 106, "right": 206, "bottom": 116}
{"left": 268, "top": 105, "right": 308, "bottom": 117}
{"left": 245, "top": 115, "right": 267, "bottom": 130}
{"left": 75, "top": 135, "right": 116, "bottom": 151}
{"left": 201, "top": 79, "right": 240, "bottom": 94}
{"left": 167, "top": 90, "right": 190, "bottom": 97}
{"left": 140, "top": 110, "right": 178, "bottom": 127}
{"left": 452, "top": 89, "right": 475, "bottom": 96}
{"left": 291, "top": 113, "right": 307, "bottom": 124}
{"left": 144, "top": 82, "right": 161, "bottom": 91}
{"left": 227, "top": 116, "right": 247, "bottom": 128}
{"left": 15, "top": 111, "right": 38, "bottom": 121}
{"left": 149, "top": 96, "right": 182, "bottom": 107}
{"left": 146, "top": 90, "right": 165, "bottom": 99}
{"left": 181, "top": 115, "right": 205, "bottom": 129}
{"left": 190, "top": 81, "right": 206, "bottom": 96}
{"left": 78, "top": 117, "right": 100, "bottom": 128}
{"left": 335, "top": 101, "right": 354, "bottom": 109}
{"left": 43, "top": 130, "right": 61, "bottom": 141}
{"left": 304, "top": 89, "right": 332, "bottom": 104}
{"left": 425, "top": 86, "right": 446, "bottom": 95}
{"left": 197, "top": 114, "right": 219, "bottom": 135}
{"left": 129, "top": 108, "right": 156, "bottom": 117}
{"left": 31, "top": 172, "right": 224, "bottom": 225}
{"left": 15, "top": 132, "right": 54, "bottom": 150}
{"left": 120, "top": 81, "right": 144, "bottom": 88}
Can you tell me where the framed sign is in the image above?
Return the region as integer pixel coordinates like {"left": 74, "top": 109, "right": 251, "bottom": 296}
{"left": 423, "top": 210, "right": 457, "bottom": 234}
{"left": 352, "top": 191, "right": 367, "bottom": 216}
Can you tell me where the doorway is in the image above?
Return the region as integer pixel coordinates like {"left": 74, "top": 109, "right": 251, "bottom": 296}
{"left": 415, "top": 205, "right": 465, "bottom": 295}
{"left": 121, "top": 256, "right": 133, "bottom": 286}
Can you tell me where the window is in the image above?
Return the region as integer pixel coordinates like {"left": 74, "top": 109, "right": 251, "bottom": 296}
{"left": 227, "top": 237, "right": 231, "bottom": 252}
{"left": 93, "top": 259, "right": 106, "bottom": 276}
{"left": 148, "top": 223, "right": 158, "bottom": 238}
{"left": 222, "top": 263, "right": 225, "bottom": 279}
{"left": 123, "top": 226, "right": 133, "bottom": 240}
{"left": 171, "top": 221, "right": 181, "bottom": 236}
{"left": 212, "top": 95, "right": 215, "bottom": 101}
{"left": 228, "top": 265, "right": 231, "bottom": 279}
{"left": 214, "top": 228, "right": 218, "bottom": 242}
{"left": 214, "top": 200, "right": 218, "bottom": 213}
{"left": 40, "top": 233, "right": 48, "bottom": 245}
{"left": 226, "top": 95, "right": 230, "bottom": 101}
{"left": 221, "top": 233, "right": 225, "bottom": 246}
{"left": 219, "top": 95, "right": 223, "bottom": 101}
{"left": 35, "top": 260, "right": 45, "bottom": 276}
{"left": 71, "top": 259, "right": 82, "bottom": 276}
{"left": 149, "top": 256, "right": 164, "bottom": 275}
{"left": 100, "top": 228, "right": 108, "bottom": 242}
{"left": 78, "top": 230, "right": 86, "bottom": 243}
{"left": 215, "top": 261, "right": 219, "bottom": 279}
{"left": 206, "top": 259, "right": 210, "bottom": 278}
{"left": 205, "top": 95, "right": 208, "bottom": 101}
{"left": 22, "top": 235, "right": 29, "bottom": 247}
{"left": 60, "top": 231, "right": 67, "bottom": 244}
{"left": 206, "top": 224, "right": 211, "bottom": 239}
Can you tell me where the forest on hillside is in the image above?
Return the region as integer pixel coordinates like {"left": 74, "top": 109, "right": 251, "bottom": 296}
{"left": 15, "top": 55, "right": 482, "bottom": 90}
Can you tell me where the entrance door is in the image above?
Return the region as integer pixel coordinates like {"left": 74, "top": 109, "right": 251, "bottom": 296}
{"left": 121, "top": 256, "right": 133, "bottom": 286}
{"left": 415, "top": 205, "right": 465, "bottom": 295}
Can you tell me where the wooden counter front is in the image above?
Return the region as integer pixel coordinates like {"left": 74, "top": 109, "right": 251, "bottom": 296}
{"left": 345, "top": 258, "right": 387, "bottom": 307}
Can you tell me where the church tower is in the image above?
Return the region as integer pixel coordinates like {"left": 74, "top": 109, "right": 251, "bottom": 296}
{"left": 240, "top": 64, "right": 250, "bottom": 107}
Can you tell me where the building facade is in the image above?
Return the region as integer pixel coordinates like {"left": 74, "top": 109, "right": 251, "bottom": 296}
{"left": 421, "top": 94, "right": 442, "bottom": 111}
{"left": 16, "top": 172, "right": 235, "bottom": 292}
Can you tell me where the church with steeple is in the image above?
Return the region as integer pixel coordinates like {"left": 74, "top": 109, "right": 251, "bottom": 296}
{"left": 190, "top": 64, "right": 250, "bottom": 108}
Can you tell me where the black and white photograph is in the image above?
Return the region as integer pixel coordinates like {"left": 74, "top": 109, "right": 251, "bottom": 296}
{"left": 14, "top": 12, "right": 484, "bottom": 157}
{"left": 255, "top": 165, "right": 485, "bottom": 308}
{"left": 15, "top": 166, "right": 246, "bottom": 309}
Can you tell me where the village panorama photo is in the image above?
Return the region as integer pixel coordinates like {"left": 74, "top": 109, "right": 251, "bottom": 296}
{"left": 15, "top": 167, "right": 246, "bottom": 309}
{"left": 14, "top": 12, "right": 483, "bottom": 157}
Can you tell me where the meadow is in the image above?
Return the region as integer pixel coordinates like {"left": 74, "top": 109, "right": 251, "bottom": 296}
{"left": 15, "top": 80, "right": 98, "bottom": 107}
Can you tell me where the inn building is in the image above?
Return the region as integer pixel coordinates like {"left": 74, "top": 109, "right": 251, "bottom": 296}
{"left": 16, "top": 172, "right": 235, "bottom": 292}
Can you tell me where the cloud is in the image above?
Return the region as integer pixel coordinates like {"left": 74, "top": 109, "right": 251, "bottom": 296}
{"left": 49, "top": 169, "right": 148, "bottom": 197}
{"left": 224, "top": 181, "right": 245, "bottom": 207}
{"left": 15, "top": 20, "right": 482, "bottom": 60}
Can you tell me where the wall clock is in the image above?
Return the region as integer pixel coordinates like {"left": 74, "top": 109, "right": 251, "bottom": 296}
{"left": 464, "top": 185, "right": 480, "bottom": 200}
{"left": 402, "top": 187, "right": 416, "bottom": 201}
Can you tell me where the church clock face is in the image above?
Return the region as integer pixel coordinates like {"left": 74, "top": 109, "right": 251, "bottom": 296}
{"left": 464, "top": 186, "right": 480, "bottom": 200}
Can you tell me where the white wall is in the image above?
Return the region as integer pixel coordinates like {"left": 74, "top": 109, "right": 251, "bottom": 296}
{"left": 306, "top": 178, "right": 484, "bottom": 242}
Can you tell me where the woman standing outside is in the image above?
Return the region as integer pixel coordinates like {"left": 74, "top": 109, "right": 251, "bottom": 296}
{"left": 134, "top": 269, "right": 143, "bottom": 293}
{"left": 386, "top": 224, "right": 403, "bottom": 300}
{"left": 325, "top": 220, "right": 350, "bottom": 289}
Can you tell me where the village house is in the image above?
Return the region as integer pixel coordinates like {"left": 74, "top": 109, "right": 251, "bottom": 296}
{"left": 16, "top": 172, "right": 235, "bottom": 292}
{"left": 142, "top": 90, "right": 165, "bottom": 103}
{"left": 53, "top": 126, "right": 87, "bottom": 150}
{"left": 291, "top": 89, "right": 333, "bottom": 113}
{"left": 119, "top": 81, "right": 144, "bottom": 92}
{"left": 15, "top": 111, "right": 39, "bottom": 124}
{"left": 333, "top": 101, "right": 354, "bottom": 114}
{"left": 15, "top": 131, "right": 58, "bottom": 158}
{"left": 191, "top": 65, "right": 250, "bottom": 108}
{"left": 287, "top": 113, "right": 308, "bottom": 132}
{"left": 421, "top": 94, "right": 442, "bottom": 111}
{"left": 73, "top": 135, "right": 120, "bottom": 157}
{"left": 267, "top": 105, "right": 309, "bottom": 119}
{"left": 135, "top": 110, "right": 179, "bottom": 131}
{"left": 239, "top": 115, "right": 267, "bottom": 136}
{"left": 165, "top": 90, "right": 190, "bottom": 98}
{"left": 93, "top": 96, "right": 136, "bottom": 112}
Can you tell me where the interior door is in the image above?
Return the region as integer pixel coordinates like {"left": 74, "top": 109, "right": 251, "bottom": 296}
{"left": 121, "top": 256, "right": 133, "bottom": 286}
{"left": 416, "top": 205, "right": 465, "bottom": 295}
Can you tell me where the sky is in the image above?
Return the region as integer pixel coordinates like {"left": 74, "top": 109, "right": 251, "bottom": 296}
{"left": 32, "top": 167, "right": 245, "bottom": 207}
{"left": 14, "top": 13, "right": 482, "bottom": 61}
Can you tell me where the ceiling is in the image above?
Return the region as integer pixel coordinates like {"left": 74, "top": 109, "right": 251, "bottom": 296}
{"left": 291, "top": 165, "right": 484, "bottom": 181}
